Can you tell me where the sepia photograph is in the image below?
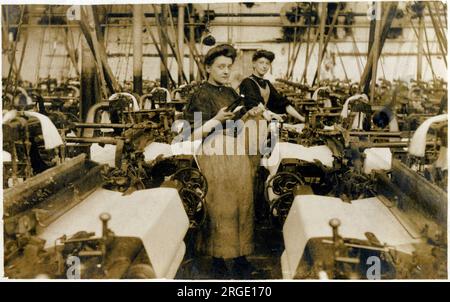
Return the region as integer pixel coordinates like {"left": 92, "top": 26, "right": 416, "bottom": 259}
{"left": 0, "top": 0, "right": 448, "bottom": 282}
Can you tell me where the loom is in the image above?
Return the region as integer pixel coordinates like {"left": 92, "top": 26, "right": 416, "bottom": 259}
{"left": 3, "top": 154, "right": 190, "bottom": 279}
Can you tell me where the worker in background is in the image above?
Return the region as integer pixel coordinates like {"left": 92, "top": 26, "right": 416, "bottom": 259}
{"left": 239, "top": 49, "right": 305, "bottom": 122}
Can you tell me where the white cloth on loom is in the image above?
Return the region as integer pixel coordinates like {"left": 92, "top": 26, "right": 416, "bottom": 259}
{"left": 388, "top": 117, "right": 400, "bottom": 142}
{"left": 4, "top": 110, "right": 61, "bottom": 149}
{"left": 323, "top": 98, "right": 332, "bottom": 108}
{"left": 100, "top": 111, "right": 111, "bottom": 123}
{"left": 143, "top": 142, "right": 172, "bottom": 161}
{"left": 340, "top": 94, "right": 368, "bottom": 118}
{"left": 143, "top": 99, "right": 152, "bottom": 109}
{"left": 262, "top": 142, "right": 334, "bottom": 177}
{"left": 100, "top": 111, "right": 114, "bottom": 133}
{"left": 143, "top": 141, "right": 202, "bottom": 161}
{"left": 312, "top": 87, "right": 332, "bottom": 108}
{"left": 409, "top": 114, "right": 447, "bottom": 157}
{"left": 363, "top": 148, "right": 392, "bottom": 174}
{"left": 39, "top": 187, "right": 189, "bottom": 278}
{"left": 7, "top": 111, "right": 63, "bottom": 150}
{"left": 2, "top": 110, "right": 18, "bottom": 124}
{"left": 109, "top": 93, "right": 140, "bottom": 111}
{"left": 3, "top": 150, "right": 12, "bottom": 162}
{"left": 150, "top": 87, "right": 172, "bottom": 109}
{"left": 435, "top": 147, "right": 447, "bottom": 171}
{"left": 283, "top": 123, "right": 305, "bottom": 133}
{"left": 90, "top": 143, "right": 116, "bottom": 167}
{"left": 312, "top": 87, "right": 328, "bottom": 100}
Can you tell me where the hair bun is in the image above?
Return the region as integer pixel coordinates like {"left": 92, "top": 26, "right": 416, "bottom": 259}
{"left": 204, "top": 44, "right": 237, "bottom": 66}
{"left": 253, "top": 49, "right": 275, "bottom": 62}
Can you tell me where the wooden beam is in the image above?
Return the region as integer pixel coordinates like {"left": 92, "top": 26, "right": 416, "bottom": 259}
{"left": 287, "top": 39, "right": 302, "bottom": 80}
{"left": 83, "top": 6, "right": 108, "bottom": 98}
{"left": 417, "top": 15, "right": 424, "bottom": 81}
{"left": 391, "top": 160, "right": 447, "bottom": 225}
{"left": 63, "top": 28, "right": 80, "bottom": 77}
{"left": 313, "top": 5, "right": 341, "bottom": 86}
{"left": 158, "top": 4, "right": 169, "bottom": 88}
{"left": 300, "top": 22, "right": 321, "bottom": 84}
{"left": 350, "top": 31, "right": 363, "bottom": 78}
{"left": 142, "top": 10, "right": 177, "bottom": 87}
{"left": 427, "top": 2, "right": 447, "bottom": 67}
{"left": 4, "top": 5, "right": 25, "bottom": 95}
{"left": 360, "top": 2, "right": 398, "bottom": 94}
{"left": 422, "top": 18, "right": 437, "bottom": 81}
{"left": 286, "top": 3, "right": 301, "bottom": 79}
{"left": 370, "top": 3, "right": 382, "bottom": 103}
{"left": 184, "top": 35, "right": 206, "bottom": 80}
{"left": 2, "top": 7, "right": 20, "bottom": 79}
{"left": 316, "top": 3, "right": 327, "bottom": 84}
{"left": 14, "top": 21, "right": 28, "bottom": 86}
{"left": 34, "top": 26, "right": 47, "bottom": 84}
{"left": 334, "top": 42, "right": 348, "bottom": 81}
{"left": 177, "top": 4, "right": 186, "bottom": 85}
{"left": 78, "top": 6, "right": 120, "bottom": 94}
{"left": 302, "top": 21, "right": 312, "bottom": 84}
{"left": 433, "top": 1, "right": 447, "bottom": 50}
{"left": 3, "top": 154, "right": 87, "bottom": 216}
{"left": 91, "top": 6, "right": 121, "bottom": 93}
{"left": 80, "top": 37, "right": 100, "bottom": 121}
{"left": 409, "top": 17, "right": 436, "bottom": 81}
{"left": 12, "top": 5, "right": 30, "bottom": 89}
{"left": 164, "top": 5, "right": 189, "bottom": 83}
{"left": 78, "top": 9, "right": 105, "bottom": 89}
{"left": 133, "top": 4, "right": 143, "bottom": 94}
{"left": 368, "top": 3, "right": 376, "bottom": 60}
{"left": 286, "top": 5, "right": 305, "bottom": 80}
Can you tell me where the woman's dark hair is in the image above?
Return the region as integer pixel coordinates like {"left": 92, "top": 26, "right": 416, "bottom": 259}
{"left": 252, "top": 49, "right": 275, "bottom": 62}
{"left": 204, "top": 44, "right": 237, "bottom": 66}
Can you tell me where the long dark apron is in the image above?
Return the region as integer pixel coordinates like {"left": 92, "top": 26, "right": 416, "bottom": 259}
{"left": 195, "top": 114, "right": 266, "bottom": 259}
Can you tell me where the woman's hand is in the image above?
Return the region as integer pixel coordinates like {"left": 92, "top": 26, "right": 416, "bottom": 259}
{"left": 214, "top": 107, "right": 235, "bottom": 122}
{"left": 248, "top": 106, "right": 264, "bottom": 117}
{"left": 263, "top": 110, "right": 285, "bottom": 122}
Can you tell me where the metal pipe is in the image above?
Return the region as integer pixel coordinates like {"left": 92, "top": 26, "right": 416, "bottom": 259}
{"left": 348, "top": 131, "right": 402, "bottom": 137}
{"left": 65, "top": 137, "right": 120, "bottom": 144}
{"left": 355, "top": 141, "right": 437, "bottom": 148}
{"left": 73, "top": 123, "right": 133, "bottom": 129}
{"left": 105, "top": 11, "right": 446, "bottom": 19}
{"left": 6, "top": 22, "right": 445, "bottom": 29}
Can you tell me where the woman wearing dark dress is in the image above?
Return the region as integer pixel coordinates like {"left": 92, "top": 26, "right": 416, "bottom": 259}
{"left": 184, "top": 44, "right": 262, "bottom": 279}
{"left": 239, "top": 49, "right": 305, "bottom": 122}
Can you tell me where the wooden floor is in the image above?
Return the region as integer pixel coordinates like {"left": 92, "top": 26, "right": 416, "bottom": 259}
{"left": 176, "top": 222, "right": 284, "bottom": 280}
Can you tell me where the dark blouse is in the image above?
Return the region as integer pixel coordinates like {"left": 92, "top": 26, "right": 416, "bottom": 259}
{"left": 239, "top": 75, "right": 291, "bottom": 114}
{"left": 184, "top": 81, "right": 241, "bottom": 129}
